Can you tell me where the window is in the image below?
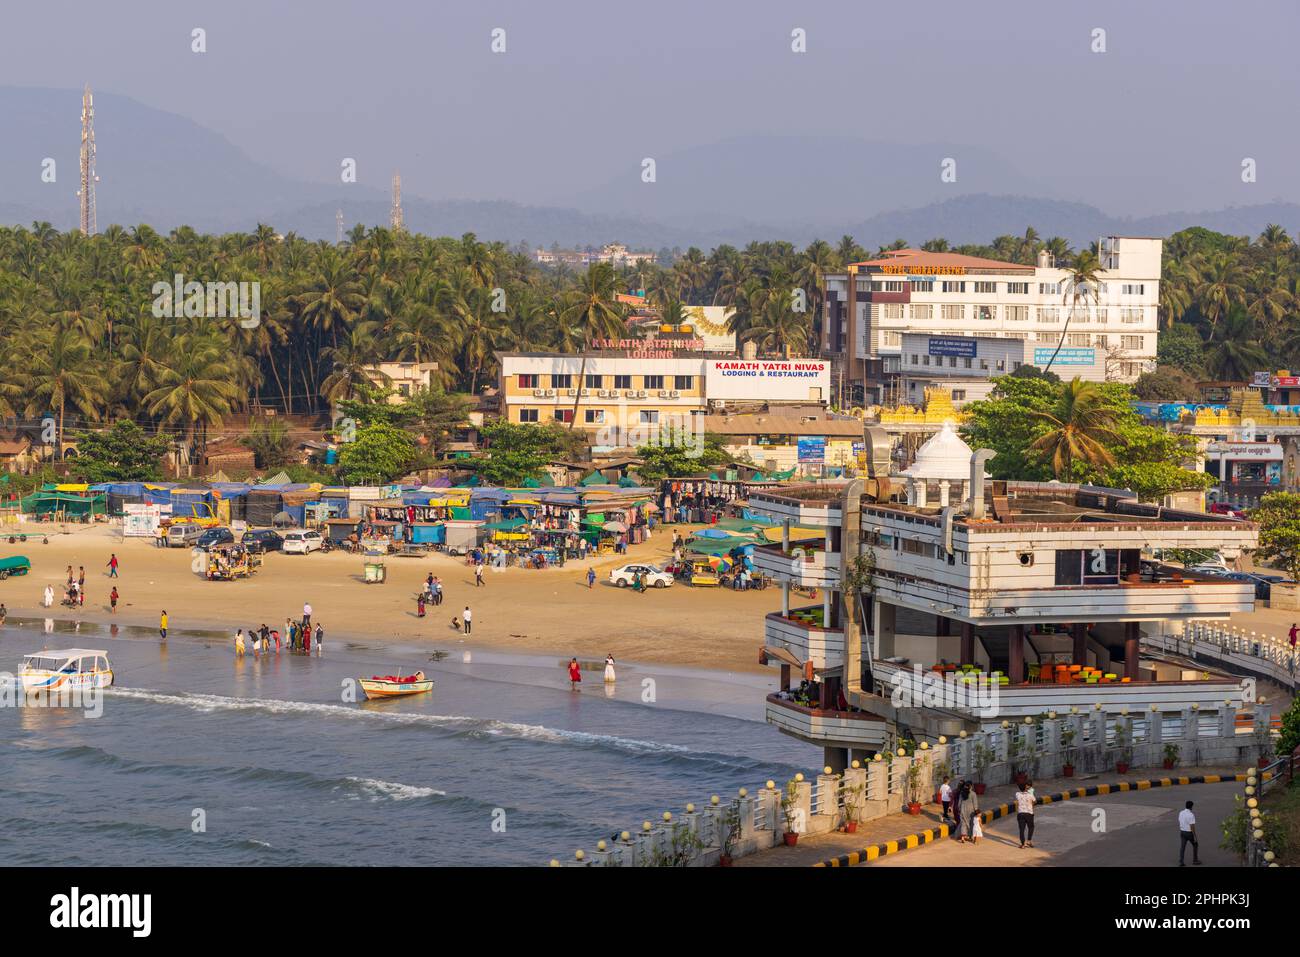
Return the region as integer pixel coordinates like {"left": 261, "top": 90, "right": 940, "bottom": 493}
{"left": 910, "top": 304, "right": 933, "bottom": 321}
{"left": 881, "top": 331, "right": 902, "bottom": 347}
{"left": 952, "top": 389, "right": 967, "bottom": 401}
{"left": 882, "top": 303, "right": 904, "bottom": 320}
{"left": 1037, "top": 333, "right": 1057, "bottom": 343}
{"left": 900, "top": 537, "right": 936, "bottom": 559}
{"left": 1122, "top": 283, "right": 1145, "bottom": 296}
{"left": 1121, "top": 335, "right": 1144, "bottom": 351}
{"left": 961, "top": 357, "right": 973, "bottom": 369}
{"left": 941, "top": 304, "right": 964, "bottom": 321}
{"left": 1004, "top": 332, "right": 1027, "bottom": 341}
{"left": 1120, "top": 307, "right": 1144, "bottom": 324}
{"left": 1007, "top": 282, "right": 1029, "bottom": 294}
{"left": 644, "top": 375, "right": 664, "bottom": 390}
{"left": 585, "top": 374, "right": 602, "bottom": 389}
{"left": 584, "top": 409, "right": 604, "bottom": 424}
{"left": 1005, "top": 305, "right": 1028, "bottom": 322}
{"left": 948, "top": 356, "right": 957, "bottom": 367}
{"left": 1039, "top": 282, "right": 1060, "bottom": 295}
{"left": 1068, "top": 333, "right": 1091, "bottom": 346}
{"left": 519, "top": 408, "right": 539, "bottom": 423}
{"left": 639, "top": 410, "right": 659, "bottom": 424}
{"left": 974, "top": 281, "right": 997, "bottom": 294}
{"left": 910, "top": 354, "right": 920, "bottom": 366}
{"left": 995, "top": 358, "right": 1006, "bottom": 371}
{"left": 922, "top": 355, "right": 931, "bottom": 366}
{"left": 979, "top": 358, "right": 989, "bottom": 370}
{"left": 518, "top": 374, "right": 539, "bottom": 389}
{"left": 942, "top": 281, "right": 966, "bottom": 293}
{"left": 1038, "top": 306, "right": 1060, "bottom": 323}
{"left": 613, "top": 374, "right": 632, "bottom": 390}
{"left": 674, "top": 375, "right": 694, "bottom": 390}
{"left": 551, "top": 374, "right": 572, "bottom": 389}
{"left": 977, "top": 305, "right": 995, "bottom": 321}
{"left": 1095, "top": 334, "right": 1108, "bottom": 348}
{"left": 553, "top": 409, "right": 574, "bottom": 423}
{"left": 871, "top": 280, "right": 904, "bottom": 292}
{"left": 910, "top": 280, "right": 934, "bottom": 293}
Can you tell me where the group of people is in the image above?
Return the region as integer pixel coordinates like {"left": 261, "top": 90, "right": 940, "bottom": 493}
{"left": 567, "top": 655, "right": 617, "bottom": 689}
{"left": 234, "top": 612, "right": 323, "bottom": 657}
{"left": 937, "top": 775, "right": 1038, "bottom": 848}
{"left": 416, "top": 573, "right": 444, "bottom": 616}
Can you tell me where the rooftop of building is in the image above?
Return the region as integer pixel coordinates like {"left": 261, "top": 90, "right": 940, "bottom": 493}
{"left": 848, "top": 249, "right": 1036, "bottom": 273}
{"left": 701, "top": 411, "right": 864, "bottom": 438}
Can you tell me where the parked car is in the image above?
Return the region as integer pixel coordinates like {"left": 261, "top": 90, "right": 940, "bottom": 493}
{"left": 281, "top": 529, "right": 324, "bottom": 554}
{"left": 608, "top": 563, "right": 673, "bottom": 588}
{"left": 195, "top": 527, "right": 235, "bottom": 550}
{"left": 1208, "top": 502, "right": 1248, "bottom": 518}
{"left": 166, "top": 522, "right": 203, "bottom": 547}
{"left": 241, "top": 529, "right": 284, "bottom": 554}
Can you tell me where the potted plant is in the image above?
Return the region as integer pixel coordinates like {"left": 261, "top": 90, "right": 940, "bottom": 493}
{"left": 905, "top": 759, "right": 925, "bottom": 815}
{"left": 717, "top": 798, "right": 743, "bottom": 866}
{"left": 1113, "top": 719, "right": 1132, "bottom": 774}
{"left": 1255, "top": 717, "right": 1274, "bottom": 769}
{"left": 972, "top": 742, "right": 993, "bottom": 795}
{"left": 1060, "top": 727, "right": 1077, "bottom": 777}
{"left": 842, "top": 780, "right": 865, "bottom": 834}
{"left": 779, "top": 779, "right": 802, "bottom": 846}
{"left": 1162, "top": 742, "right": 1180, "bottom": 770}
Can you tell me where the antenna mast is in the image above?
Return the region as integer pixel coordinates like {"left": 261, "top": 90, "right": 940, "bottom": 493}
{"left": 336, "top": 208, "right": 344, "bottom": 244}
{"left": 78, "top": 84, "right": 98, "bottom": 236}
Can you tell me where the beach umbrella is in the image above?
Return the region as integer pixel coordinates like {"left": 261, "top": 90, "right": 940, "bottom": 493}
{"left": 602, "top": 521, "right": 628, "bottom": 533}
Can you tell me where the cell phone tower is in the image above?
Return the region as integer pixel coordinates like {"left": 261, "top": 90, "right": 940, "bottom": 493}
{"left": 336, "top": 208, "right": 344, "bottom": 244}
{"left": 390, "top": 171, "right": 403, "bottom": 232}
{"left": 78, "top": 84, "right": 98, "bottom": 236}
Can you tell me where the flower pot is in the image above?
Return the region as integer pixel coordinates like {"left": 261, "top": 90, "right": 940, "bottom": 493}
{"left": 1062, "top": 765, "right": 1074, "bottom": 778}
{"left": 1259, "top": 757, "right": 1270, "bottom": 769}
{"left": 783, "top": 831, "right": 799, "bottom": 846}
{"left": 1162, "top": 759, "right": 1175, "bottom": 769}
{"left": 844, "top": 821, "right": 858, "bottom": 834}
{"left": 973, "top": 783, "right": 986, "bottom": 795}
{"left": 1116, "top": 762, "right": 1130, "bottom": 774}
{"left": 907, "top": 802, "right": 921, "bottom": 815}
{"left": 718, "top": 854, "right": 734, "bottom": 867}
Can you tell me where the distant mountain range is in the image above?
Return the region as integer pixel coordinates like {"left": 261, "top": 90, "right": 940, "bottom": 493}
{"left": 3, "top": 86, "right": 1299, "bottom": 251}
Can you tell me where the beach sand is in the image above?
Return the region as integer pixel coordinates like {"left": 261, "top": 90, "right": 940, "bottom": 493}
{"left": 0, "top": 523, "right": 780, "bottom": 673}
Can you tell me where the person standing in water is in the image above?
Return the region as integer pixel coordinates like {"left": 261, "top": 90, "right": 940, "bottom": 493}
{"left": 109, "top": 586, "right": 118, "bottom": 614}
{"left": 234, "top": 629, "right": 245, "bottom": 656}
{"left": 315, "top": 623, "right": 324, "bottom": 656}
{"left": 604, "top": 654, "right": 616, "bottom": 683}
{"left": 302, "top": 625, "right": 312, "bottom": 655}
{"left": 568, "top": 657, "right": 582, "bottom": 689}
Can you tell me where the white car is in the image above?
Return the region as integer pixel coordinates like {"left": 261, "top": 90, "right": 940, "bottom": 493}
{"left": 281, "top": 529, "right": 324, "bottom": 554}
{"left": 609, "top": 564, "right": 673, "bottom": 588}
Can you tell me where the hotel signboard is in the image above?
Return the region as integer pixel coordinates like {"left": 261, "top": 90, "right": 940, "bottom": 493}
{"left": 705, "top": 358, "right": 831, "bottom": 402}
{"left": 797, "top": 437, "right": 826, "bottom": 463}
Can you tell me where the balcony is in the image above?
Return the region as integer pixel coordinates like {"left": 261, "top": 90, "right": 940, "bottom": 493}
{"left": 764, "top": 607, "right": 845, "bottom": 671}
{"left": 752, "top": 541, "right": 841, "bottom": 588}
{"left": 765, "top": 695, "right": 890, "bottom": 749}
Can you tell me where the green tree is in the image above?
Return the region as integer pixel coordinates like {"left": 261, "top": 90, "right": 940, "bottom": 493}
{"left": 1132, "top": 366, "right": 1199, "bottom": 400}
{"left": 1156, "top": 323, "right": 1207, "bottom": 376}
{"left": 1029, "top": 378, "right": 1121, "bottom": 478}
{"left": 634, "top": 430, "right": 731, "bottom": 481}
{"left": 470, "top": 420, "right": 582, "bottom": 486}
{"left": 240, "top": 418, "right": 294, "bottom": 470}
{"left": 72, "top": 421, "right": 173, "bottom": 482}
{"left": 1253, "top": 492, "right": 1300, "bottom": 581}
{"left": 336, "top": 422, "right": 417, "bottom": 484}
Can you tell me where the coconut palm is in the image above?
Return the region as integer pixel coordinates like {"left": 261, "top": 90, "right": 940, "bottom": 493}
{"left": 24, "top": 327, "right": 109, "bottom": 458}
{"left": 1205, "top": 308, "right": 1269, "bottom": 381}
{"left": 1029, "top": 378, "right": 1122, "bottom": 478}
{"left": 1040, "top": 250, "right": 1103, "bottom": 373}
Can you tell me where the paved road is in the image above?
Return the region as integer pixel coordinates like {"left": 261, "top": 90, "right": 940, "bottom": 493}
{"left": 872, "top": 781, "right": 1241, "bottom": 867}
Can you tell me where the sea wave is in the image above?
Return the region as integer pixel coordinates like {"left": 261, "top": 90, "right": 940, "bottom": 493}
{"left": 342, "top": 777, "right": 447, "bottom": 801}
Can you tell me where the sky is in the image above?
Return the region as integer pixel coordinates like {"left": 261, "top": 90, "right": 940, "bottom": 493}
{"left": 1, "top": 0, "right": 1298, "bottom": 218}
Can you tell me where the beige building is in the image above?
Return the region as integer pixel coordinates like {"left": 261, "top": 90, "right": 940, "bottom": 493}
{"left": 363, "top": 362, "right": 440, "bottom": 402}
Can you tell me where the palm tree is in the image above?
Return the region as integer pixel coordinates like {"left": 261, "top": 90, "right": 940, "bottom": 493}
{"left": 1041, "top": 249, "right": 1103, "bottom": 373}
{"left": 24, "top": 328, "right": 109, "bottom": 458}
{"left": 557, "top": 262, "right": 625, "bottom": 427}
{"left": 320, "top": 322, "right": 384, "bottom": 404}
{"left": 1205, "top": 308, "right": 1269, "bottom": 381}
{"left": 144, "top": 336, "right": 241, "bottom": 461}
{"left": 1029, "top": 378, "right": 1122, "bottom": 479}
{"left": 1194, "top": 252, "right": 1248, "bottom": 339}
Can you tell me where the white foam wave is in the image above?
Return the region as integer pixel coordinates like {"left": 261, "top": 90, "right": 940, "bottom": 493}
{"left": 344, "top": 776, "right": 446, "bottom": 801}
{"left": 105, "top": 687, "right": 689, "bottom": 756}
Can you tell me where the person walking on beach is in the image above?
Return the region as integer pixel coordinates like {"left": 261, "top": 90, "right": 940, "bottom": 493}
{"left": 587, "top": 567, "right": 596, "bottom": 589}
{"left": 1015, "top": 780, "right": 1037, "bottom": 848}
{"left": 43, "top": 584, "right": 53, "bottom": 608}
{"left": 604, "top": 654, "right": 616, "bottom": 683}
{"left": 939, "top": 776, "right": 952, "bottom": 823}
{"left": 568, "top": 657, "right": 582, "bottom": 689}
{"left": 66, "top": 566, "right": 73, "bottom": 586}
{"left": 475, "top": 562, "right": 484, "bottom": 587}
{"left": 1178, "top": 800, "right": 1201, "bottom": 866}
{"left": 462, "top": 606, "right": 472, "bottom": 635}
{"left": 106, "top": 554, "right": 119, "bottom": 578}
{"left": 0, "top": 603, "right": 6, "bottom": 625}
{"left": 109, "top": 586, "right": 118, "bottom": 614}
{"left": 315, "top": 624, "right": 323, "bottom": 656}
{"left": 159, "top": 610, "right": 168, "bottom": 641}
{"left": 417, "top": 592, "right": 426, "bottom": 618}
{"left": 302, "top": 602, "right": 312, "bottom": 629}
{"left": 433, "top": 577, "right": 443, "bottom": 606}
{"left": 78, "top": 566, "right": 85, "bottom": 590}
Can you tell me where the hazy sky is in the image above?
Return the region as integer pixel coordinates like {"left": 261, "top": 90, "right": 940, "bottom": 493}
{"left": 2, "top": 0, "right": 1298, "bottom": 216}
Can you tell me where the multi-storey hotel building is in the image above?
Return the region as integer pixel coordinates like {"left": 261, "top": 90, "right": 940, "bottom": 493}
{"left": 821, "top": 237, "right": 1162, "bottom": 405}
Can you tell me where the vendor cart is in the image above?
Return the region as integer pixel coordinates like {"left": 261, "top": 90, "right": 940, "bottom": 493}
{"left": 364, "top": 560, "right": 387, "bottom": 583}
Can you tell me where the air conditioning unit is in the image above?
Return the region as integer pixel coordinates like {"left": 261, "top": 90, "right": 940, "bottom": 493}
{"left": 580, "top": 389, "right": 590, "bottom": 396}
{"left": 669, "top": 390, "right": 680, "bottom": 398}
{"left": 532, "top": 389, "right": 544, "bottom": 397}
{"left": 596, "top": 389, "right": 607, "bottom": 398}
{"left": 637, "top": 390, "right": 648, "bottom": 398}
{"left": 623, "top": 389, "right": 636, "bottom": 398}
{"left": 657, "top": 390, "right": 669, "bottom": 398}
{"left": 566, "top": 389, "right": 577, "bottom": 397}
{"left": 544, "top": 389, "right": 555, "bottom": 397}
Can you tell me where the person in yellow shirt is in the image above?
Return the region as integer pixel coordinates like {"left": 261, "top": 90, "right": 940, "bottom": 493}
{"left": 159, "top": 611, "right": 168, "bottom": 641}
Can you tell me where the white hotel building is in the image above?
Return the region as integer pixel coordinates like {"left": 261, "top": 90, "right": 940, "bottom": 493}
{"left": 821, "top": 237, "right": 1162, "bottom": 404}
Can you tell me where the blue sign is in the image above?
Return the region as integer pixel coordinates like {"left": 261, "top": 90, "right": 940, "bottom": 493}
{"left": 797, "top": 437, "right": 826, "bottom": 463}
{"left": 928, "top": 337, "right": 977, "bottom": 358}
{"left": 1034, "top": 347, "right": 1095, "bottom": 366}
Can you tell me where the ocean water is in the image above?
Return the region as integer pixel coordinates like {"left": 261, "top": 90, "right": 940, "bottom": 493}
{"left": 0, "top": 621, "right": 808, "bottom": 866}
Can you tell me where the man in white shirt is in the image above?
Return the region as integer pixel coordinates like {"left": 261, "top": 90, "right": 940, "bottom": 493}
{"left": 1178, "top": 800, "right": 1201, "bottom": 865}
{"left": 939, "top": 777, "right": 953, "bottom": 822}
{"left": 463, "top": 605, "right": 472, "bottom": 635}
{"left": 302, "top": 602, "right": 313, "bottom": 628}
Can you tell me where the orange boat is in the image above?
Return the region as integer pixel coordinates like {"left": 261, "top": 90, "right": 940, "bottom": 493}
{"left": 358, "top": 671, "right": 433, "bottom": 700}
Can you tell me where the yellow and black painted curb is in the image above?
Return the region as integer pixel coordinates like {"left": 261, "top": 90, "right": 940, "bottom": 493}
{"left": 814, "top": 770, "right": 1272, "bottom": 868}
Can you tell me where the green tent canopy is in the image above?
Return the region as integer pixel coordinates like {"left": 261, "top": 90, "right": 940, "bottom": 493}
{"left": 522, "top": 478, "right": 541, "bottom": 488}
{"left": 482, "top": 517, "right": 529, "bottom": 531}
{"left": 580, "top": 471, "right": 605, "bottom": 486}
{"left": 20, "top": 491, "right": 107, "bottom": 516}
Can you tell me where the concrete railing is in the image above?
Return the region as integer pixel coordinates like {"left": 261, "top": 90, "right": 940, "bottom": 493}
{"left": 1150, "top": 621, "right": 1298, "bottom": 691}
{"left": 549, "top": 707, "right": 1270, "bottom": 867}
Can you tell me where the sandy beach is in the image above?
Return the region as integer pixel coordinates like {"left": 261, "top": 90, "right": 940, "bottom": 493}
{"left": 0, "top": 522, "right": 779, "bottom": 673}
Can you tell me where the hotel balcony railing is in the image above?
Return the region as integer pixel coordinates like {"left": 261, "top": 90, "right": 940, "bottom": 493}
{"left": 764, "top": 606, "right": 845, "bottom": 671}
{"left": 746, "top": 487, "right": 843, "bottom": 528}
{"left": 751, "top": 541, "right": 841, "bottom": 588}
{"left": 765, "top": 694, "right": 889, "bottom": 750}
